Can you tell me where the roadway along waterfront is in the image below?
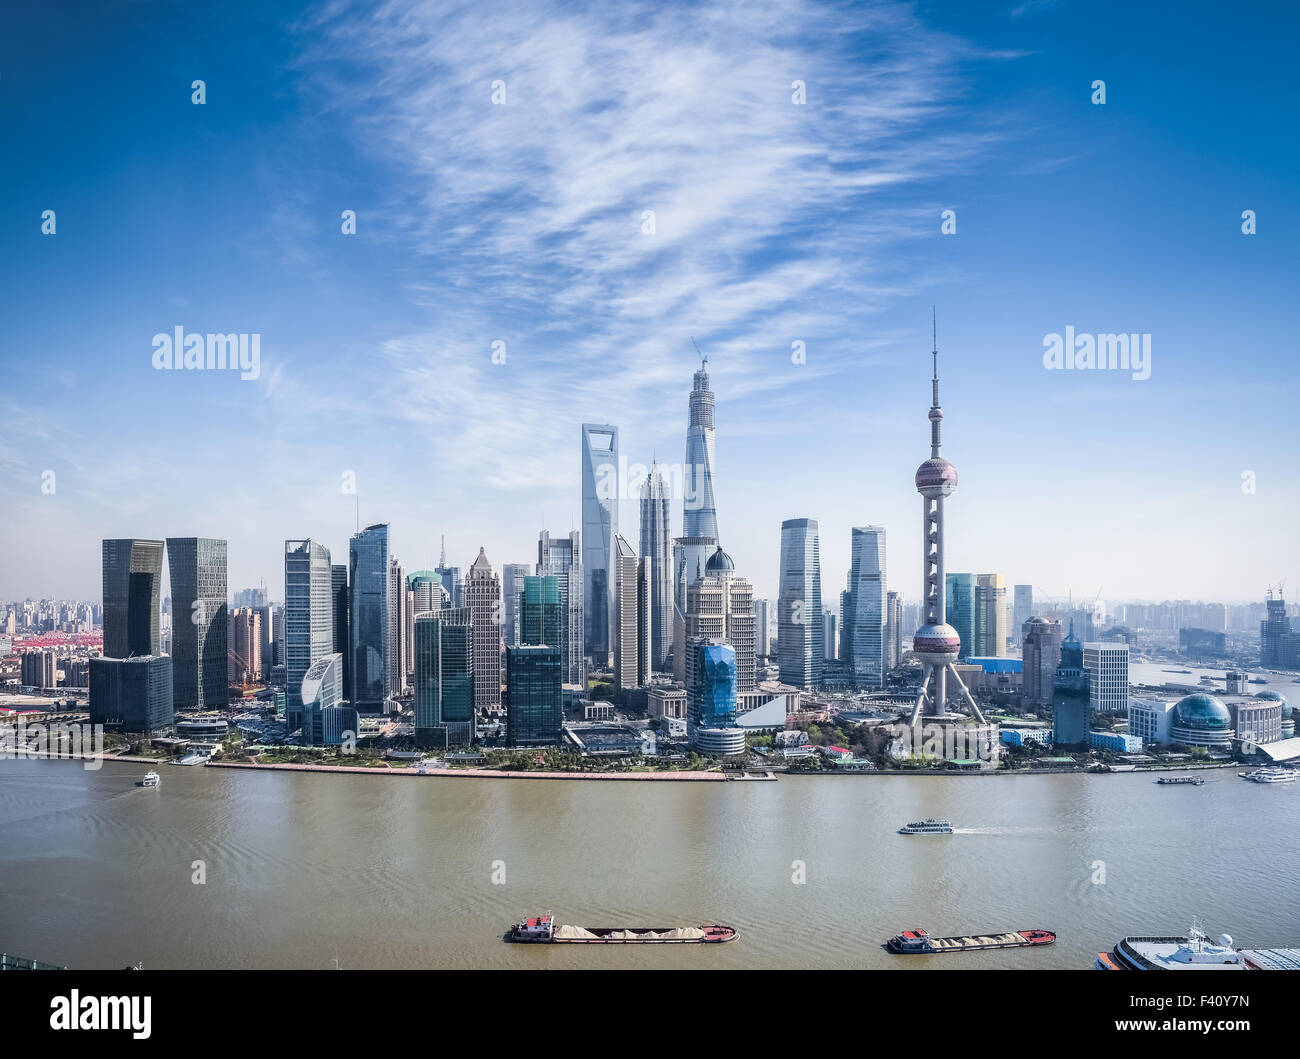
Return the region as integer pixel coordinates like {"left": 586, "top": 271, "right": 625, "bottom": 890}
{"left": 0, "top": 756, "right": 1294, "bottom": 970}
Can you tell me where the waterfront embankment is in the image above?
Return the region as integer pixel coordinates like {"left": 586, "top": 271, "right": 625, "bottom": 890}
{"left": 205, "top": 760, "right": 727, "bottom": 781}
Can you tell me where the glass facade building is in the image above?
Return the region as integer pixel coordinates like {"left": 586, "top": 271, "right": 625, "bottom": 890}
{"left": 349, "top": 524, "right": 389, "bottom": 712}
{"left": 581, "top": 423, "right": 618, "bottom": 665}
{"left": 166, "top": 537, "right": 228, "bottom": 711}
{"left": 285, "top": 539, "right": 334, "bottom": 731}
{"left": 842, "top": 526, "right": 886, "bottom": 688}
{"left": 538, "top": 529, "right": 585, "bottom": 686}
{"left": 778, "top": 518, "right": 823, "bottom": 690}
{"left": 501, "top": 563, "right": 532, "bottom": 649}
{"left": 944, "top": 572, "right": 977, "bottom": 661}
{"left": 300, "top": 653, "right": 355, "bottom": 746}
{"left": 506, "top": 643, "right": 562, "bottom": 746}
{"left": 89, "top": 655, "right": 173, "bottom": 734}
{"left": 331, "top": 563, "right": 349, "bottom": 702}
{"left": 520, "top": 575, "right": 562, "bottom": 649}
{"left": 101, "top": 538, "right": 164, "bottom": 659}
{"left": 687, "top": 639, "right": 744, "bottom": 755}
{"left": 414, "top": 607, "right": 474, "bottom": 747}
{"left": 639, "top": 464, "right": 673, "bottom": 670}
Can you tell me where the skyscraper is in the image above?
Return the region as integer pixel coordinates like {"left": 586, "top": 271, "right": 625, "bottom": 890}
{"left": 506, "top": 644, "right": 562, "bottom": 746}
{"left": 1022, "top": 617, "right": 1063, "bottom": 707}
{"left": 886, "top": 591, "right": 903, "bottom": 670}
{"left": 285, "top": 539, "right": 334, "bottom": 732}
{"left": 778, "top": 518, "right": 823, "bottom": 690}
{"left": 228, "top": 607, "right": 262, "bottom": 687}
{"left": 674, "top": 357, "right": 722, "bottom": 613}
{"left": 538, "top": 529, "right": 584, "bottom": 687}
{"left": 975, "top": 573, "right": 1008, "bottom": 657}
{"left": 89, "top": 654, "right": 173, "bottom": 734}
{"left": 909, "top": 321, "right": 988, "bottom": 727}
{"left": 102, "top": 538, "right": 164, "bottom": 658}
{"left": 754, "top": 598, "right": 771, "bottom": 658}
{"left": 1084, "top": 642, "right": 1129, "bottom": 714}
{"left": 639, "top": 464, "right": 673, "bottom": 671}
{"left": 414, "top": 607, "right": 474, "bottom": 747}
{"left": 519, "top": 575, "right": 562, "bottom": 650}
{"left": 581, "top": 423, "right": 619, "bottom": 666}
{"left": 301, "top": 653, "right": 355, "bottom": 747}
{"left": 687, "top": 639, "right": 744, "bottom": 755}
{"left": 433, "top": 536, "right": 462, "bottom": 609}
{"left": 331, "top": 564, "right": 349, "bottom": 701}
{"left": 1012, "top": 585, "right": 1034, "bottom": 640}
{"left": 613, "top": 535, "right": 649, "bottom": 690}
{"left": 843, "top": 526, "right": 887, "bottom": 688}
{"left": 501, "top": 563, "right": 532, "bottom": 649}
{"left": 388, "top": 555, "right": 407, "bottom": 698}
{"left": 349, "top": 524, "right": 389, "bottom": 712}
{"left": 466, "top": 547, "right": 502, "bottom": 712}
{"left": 683, "top": 546, "right": 756, "bottom": 694}
{"left": 165, "top": 537, "right": 228, "bottom": 711}
{"left": 944, "top": 573, "right": 977, "bottom": 662}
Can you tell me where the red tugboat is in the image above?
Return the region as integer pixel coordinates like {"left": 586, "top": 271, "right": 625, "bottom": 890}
{"left": 508, "top": 914, "right": 736, "bottom": 944}
{"left": 887, "top": 928, "right": 1055, "bottom": 955}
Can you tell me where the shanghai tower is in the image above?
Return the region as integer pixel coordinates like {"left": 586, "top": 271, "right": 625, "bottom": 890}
{"left": 909, "top": 318, "right": 987, "bottom": 728}
{"left": 674, "top": 355, "right": 721, "bottom": 603}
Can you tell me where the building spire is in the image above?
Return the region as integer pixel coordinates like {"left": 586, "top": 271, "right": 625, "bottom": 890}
{"left": 439, "top": 534, "right": 446, "bottom": 567}
{"left": 929, "top": 307, "right": 943, "bottom": 458}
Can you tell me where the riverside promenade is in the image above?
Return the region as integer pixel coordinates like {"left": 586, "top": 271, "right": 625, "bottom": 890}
{"left": 205, "top": 760, "right": 727, "bottom": 781}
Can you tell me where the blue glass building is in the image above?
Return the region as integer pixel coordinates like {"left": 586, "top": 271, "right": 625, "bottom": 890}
{"left": 349, "top": 523, "right": 390, "bottom": 712}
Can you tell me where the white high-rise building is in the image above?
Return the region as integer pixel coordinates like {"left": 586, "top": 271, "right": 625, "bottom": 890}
{"left": 466, "top": 548, "right": 502, "bottom": 712}
{"left": 1084, "top": 642, "right": 1129, "bottom": 714}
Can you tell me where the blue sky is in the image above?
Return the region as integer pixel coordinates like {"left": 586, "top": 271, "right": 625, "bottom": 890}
{"left": 1, "top": 0, "right": 1297, "bottom": 605}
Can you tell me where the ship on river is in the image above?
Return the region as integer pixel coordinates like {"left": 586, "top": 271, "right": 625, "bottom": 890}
{"left": 507, "top": 913, "right": 736, "bottom": 944}
{"left": 886, "top": 928, "right": 1055, "bottom": 955}
{"left": 1095, "top": 925, "right": 1300, "bottom": 970}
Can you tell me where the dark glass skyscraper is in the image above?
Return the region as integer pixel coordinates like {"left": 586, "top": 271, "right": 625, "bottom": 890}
{"left": 331, "top": 563, "right": 349, "bottom": 701}
{"left": 102, "top": 539, "right": 164, "bottom": 658}
{"left": 581, "top": 423, "right": 618, "bottom": 665}
{"left": 414, "top": 607, "right": 474, "bottom": 747}
{"left": 89, "top": 654, "right": 173, "bottom": 734}
{"left": 519, "top": 575, "right": 562, "bottom": 649}
{"left": 506, "top": 643, "right": 562, "bottom": 746}
{"left": 166, "top": 537, "right": 228, "bottom": 711}
{"left": 777, "top": 518, "right": 823, "bottom": 690}
{"left": 349, "top": 524, "right": 390, "bottom": 711}
{"left": 639, "top": 464, "right": 672, "bottom": 670}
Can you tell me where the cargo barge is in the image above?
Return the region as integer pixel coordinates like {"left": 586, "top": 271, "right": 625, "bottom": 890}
{"left": 886, "top": 928, "right": 1055, "bottom": 955}
{"left": 507, "top": 914, "right": 736, "bottom": 944}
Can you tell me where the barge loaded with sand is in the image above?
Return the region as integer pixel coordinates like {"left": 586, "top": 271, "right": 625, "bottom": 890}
{"left": 886, "top": 928, "right": 1055, "bottom": 955}
{"left": 507, "top": 914, "right": 736, "bottom": 944}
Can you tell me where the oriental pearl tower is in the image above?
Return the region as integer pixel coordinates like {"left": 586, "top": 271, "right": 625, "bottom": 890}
{"left": 909, "top": 315, "right": 988, "bottom": 728}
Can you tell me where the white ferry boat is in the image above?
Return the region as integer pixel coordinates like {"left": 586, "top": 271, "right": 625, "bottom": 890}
{"left": 1096, "top": 925, "right": 1300, "bottom": 970}
{"left": 1239, "top": 767, "right": 1296, "bottom": 784}
{"left": 139, "top": 770, "right": 160, "bottom": 788}
{"left": 897, "top": 818, "right": 954, "bottom": 835}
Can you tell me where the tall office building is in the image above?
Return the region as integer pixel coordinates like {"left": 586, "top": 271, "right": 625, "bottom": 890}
{"left": 944, "top": 573, "right": 977, "bottom": 663}
{"left": 519, "top": 575, "right": 563, "bottom": 650}
{"left": 228, "top": 607, "right": 262, "bottom": 687}
{"left": 349, "top": 524, "right": 389, "bottom": 712}
{"left": 823, "top": 608, "right": 837, "bottom": 661}
{"left": 1260, "top": 589, "right": 1298, "bottom": 667}
{"left": 414, "top": 607, "right": 475, "bottom": 747}
{"left": 102, "top": 538, "right": 164, "bottom": 658}
{"left": 754, "top": 599, "right": 771, "bottom": 658}
{"left": 581, "top": 423, "right": 619, "bottom": 666}
{"left": 408, "top": 570, "right": 447, "bottom": 616}
{"left": 613, "top": 535, "right": 650, "bottom": 690}
{"left": 285, "top": 539, "right": 334, "bottom": 731}
{"left": 501, "top": 563, "right": 532, "bottom": 649}
{"left": 89, "top": 655, "right": 173, "bottom": 734}
{"left": 166, "top": 537, "right": 228, "bottom": 711}
{"left": 682, "top": 546, "right": 756, "bottom": 694}
{"left": 506, "top": 644, "right": 562, "bottom": 746}
{"left": 885, "top": 591, "right": 903, "bottom": 670}
{"left": 538, "top": 529, "right": 584, "bottom": 686}
{"left": 257, "top": 603, "right": 274, "bottom": 680}
{"left": 674, "top": 357, "right": 723, "bottom": 615}
{"left": 388, "top": 555, "right": 407, "bottom": 698}
{"left": 778, "top": 518, "right": 823, "bottom": 690}
{"left": 331, "top": 564, "right": 349, "bottom": 701}
{"left": 1022, "top": 617, "right": 1063, "bottom": 707}
{"left": 1013, "top": 585, "right": 1034, "bottom": 640}
{"left": 433, "top": 536, "right": 462, "bottom": 609}
{"left": 842, "top": 526, "right": 887, "bottom": 688}
{"left": 975, "top": 573, "right": 1008, "bottom": 657}
{"left": 465, "top": 547, "right": 502, "bottom": 712}
{"left": 1084, "top": 642, "right": 1129, "bottom": 714}
{"left": 687, "top": 639, "right": 744, "bottom": 755}
{"left": 639, "top": 464, "right": 673, "bottom": 671}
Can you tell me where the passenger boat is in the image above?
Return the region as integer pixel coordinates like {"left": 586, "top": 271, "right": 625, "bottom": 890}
{"left": 886, "top": 928, "right": 1055, "bottom": 954}
{"left": 1095, "top": 925, "right": 1300, "bottom": 970}
{"left": 897, "top": 818, "right": 954, "bottom": 835}
{"left": 1155, "top": 776, "right": 1204, "bottom": 785}
{"left": 139, "top": 770, "right": 160, "bottom": 788}
{"left": 507, "top": 914, "right": 735, "bottom": 944}
{"left": 1239, "top": 767, "right": 1296, "bottom": 784}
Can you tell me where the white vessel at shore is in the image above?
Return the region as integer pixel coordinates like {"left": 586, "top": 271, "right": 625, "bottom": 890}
{"left": 898, "top": 818, "right": 953, "bottom": 835}
{"left": 1239, "top": 767, "right": 1296, "bottom": 784}
{"left": 139, "top": 770, "right": 160, "bottom": 788}
{"left": 1096, "top": 925, "right": 1300, "bottom": 970}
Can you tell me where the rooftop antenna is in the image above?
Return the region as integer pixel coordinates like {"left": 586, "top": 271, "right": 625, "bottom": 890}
{"left": 439, "top": 534, "right": 446, "bottom": 568}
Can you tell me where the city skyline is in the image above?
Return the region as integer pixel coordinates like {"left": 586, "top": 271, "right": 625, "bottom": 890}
{"left": 4, "top": 0, "right": 1299, "bottom": 605}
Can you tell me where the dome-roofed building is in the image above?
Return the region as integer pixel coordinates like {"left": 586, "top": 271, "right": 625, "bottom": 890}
{"left": 704, "top": 545, "right": 735, "bottom": 575}
{"left": 1169, "top": 692, "right": 1234, "bottom": 749}
{"left": 1252, "top": 689, "right": 1292, "bottom": 739}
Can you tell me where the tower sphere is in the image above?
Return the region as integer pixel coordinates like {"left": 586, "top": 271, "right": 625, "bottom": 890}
{"left": 913, "top": 621, "right": 961, "bottom": 665}
{"left": 915, "top": 457, "right": 957, "bottom": 498}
